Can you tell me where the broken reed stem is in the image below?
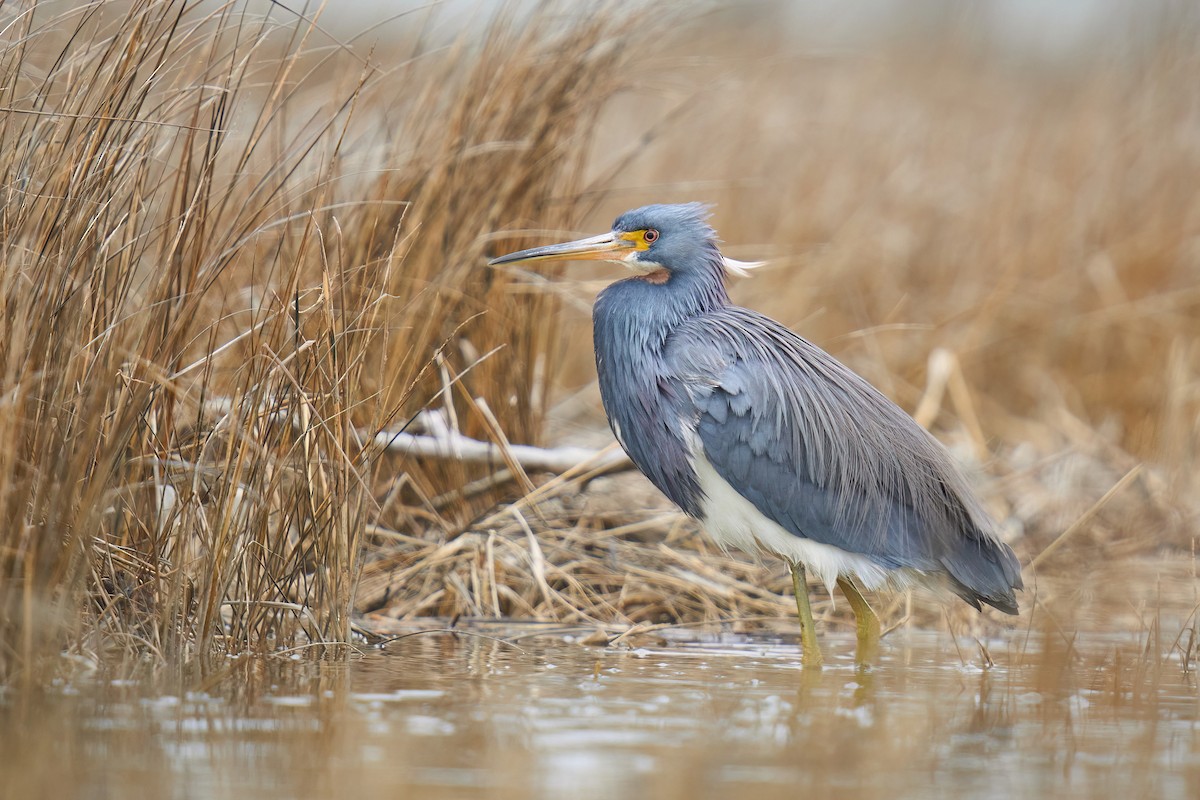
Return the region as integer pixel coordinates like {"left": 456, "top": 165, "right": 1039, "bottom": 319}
{"left": 1030, "top": 465, "right": 1145, "bottom": 572}
{"left": 376, "top": 428, "right": 631, "bottom": 473}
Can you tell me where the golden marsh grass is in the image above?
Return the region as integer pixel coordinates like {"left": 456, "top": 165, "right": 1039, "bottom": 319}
{"left": 0, "top": 1, "right": 1196, "bottom": 685}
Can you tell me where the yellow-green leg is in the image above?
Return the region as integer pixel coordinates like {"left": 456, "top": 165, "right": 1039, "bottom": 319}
{"left": 789, "top": 561, "right": 823, "bottom": 668}
{"left": 836, "top": 576, "right": 881, "bottom": 664}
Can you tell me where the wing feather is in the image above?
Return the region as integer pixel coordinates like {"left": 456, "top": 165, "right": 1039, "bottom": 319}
{"left": 666, "top": 307, "right": 1022, "bottom": 612}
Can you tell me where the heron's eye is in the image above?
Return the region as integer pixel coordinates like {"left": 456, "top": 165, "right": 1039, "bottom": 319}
{"left": 644, "top": 229, "right": 659, "bottom": 244}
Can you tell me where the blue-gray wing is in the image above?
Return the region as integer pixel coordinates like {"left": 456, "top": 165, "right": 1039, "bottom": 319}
{"left": 666, "top": 307, "right": 1022, "bottom": 613}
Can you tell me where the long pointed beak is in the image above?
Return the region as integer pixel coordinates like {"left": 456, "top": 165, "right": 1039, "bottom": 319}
{"left": 488, "top": 231, "right": 633, "bottom": 266}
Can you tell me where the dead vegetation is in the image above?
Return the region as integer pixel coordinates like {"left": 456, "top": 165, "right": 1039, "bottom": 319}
{"left": 0, "top": 1, "right": 1197, "bottom": 683}
{"left": 0, "top": 0, "right": 640, "bottom": 681}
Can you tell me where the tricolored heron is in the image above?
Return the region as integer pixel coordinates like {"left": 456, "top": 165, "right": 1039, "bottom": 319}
{"left": 489, "top": 203, "right": 1022, "bottom": 665}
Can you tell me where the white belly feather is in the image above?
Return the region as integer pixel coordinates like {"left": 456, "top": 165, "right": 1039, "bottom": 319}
{"left": 690, "top": 448, "right": 892, "bottom": 594}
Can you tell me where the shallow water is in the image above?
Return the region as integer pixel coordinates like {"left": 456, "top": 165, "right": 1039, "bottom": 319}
{"left": 2, "top": 629, "right": 1197, "bottom": 799}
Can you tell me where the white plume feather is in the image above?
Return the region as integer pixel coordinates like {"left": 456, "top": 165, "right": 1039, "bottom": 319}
{"left": 722, "top": 257, "right": 766, "bottom": 278}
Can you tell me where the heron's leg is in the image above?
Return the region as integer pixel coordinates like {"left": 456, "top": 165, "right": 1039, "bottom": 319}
{"left": 836, "top": 577, "right": 880, "bottom": 664}
{"left": 788, "top": 561, "right": 823, "bottom": 668}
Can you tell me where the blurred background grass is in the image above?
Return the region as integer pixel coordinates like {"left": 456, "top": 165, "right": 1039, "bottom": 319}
{"left": 0, "top": 0, "right": 1196, "bottom": 681}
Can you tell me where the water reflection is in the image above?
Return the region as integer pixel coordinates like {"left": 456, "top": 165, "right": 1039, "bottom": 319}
{"left": 1, "top": 630, "right": 1197, "bottom": 799}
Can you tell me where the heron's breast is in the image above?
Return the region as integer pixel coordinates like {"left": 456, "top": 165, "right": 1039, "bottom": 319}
{"left": 593, "top": 337, "right": 705, "bottom": 515}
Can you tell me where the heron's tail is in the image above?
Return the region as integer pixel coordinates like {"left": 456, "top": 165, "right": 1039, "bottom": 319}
{"left": 940, "top": 532, "right": 1024, "bottom": 615}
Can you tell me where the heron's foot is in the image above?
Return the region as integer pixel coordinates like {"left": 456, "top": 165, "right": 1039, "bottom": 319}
{"left": 837, "top": 577, "right": 880, "bottom": 665}
{"left": 790, "top": 562, "right": 824, "bottom": 669}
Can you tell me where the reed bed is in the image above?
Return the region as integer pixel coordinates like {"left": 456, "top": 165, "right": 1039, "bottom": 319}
{"left": 0, "top": 0, "right": 640, "bottom": 681}
{"left": 1, "top": 1, "right": 1197, "bottom": 685}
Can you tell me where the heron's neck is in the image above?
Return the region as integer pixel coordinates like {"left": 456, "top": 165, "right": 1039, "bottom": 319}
{"left": 594, "top": 260, "right": 729, "bottom": 355}
{"left": 590, "top": 260, "right": 722, "bottom": 519}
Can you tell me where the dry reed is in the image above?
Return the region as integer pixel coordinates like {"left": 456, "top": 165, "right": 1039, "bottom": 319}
{"left": 0, "top": 0, "right": 642, "bottom": 682}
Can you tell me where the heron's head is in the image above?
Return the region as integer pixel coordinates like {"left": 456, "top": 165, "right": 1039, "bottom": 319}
{"left": 489, "top": 203, "right": 759, "bottom": 282}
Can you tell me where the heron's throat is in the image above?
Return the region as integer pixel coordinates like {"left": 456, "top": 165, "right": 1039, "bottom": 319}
{"left": 638, "top": 269, "right": 670, "bottom": 285}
